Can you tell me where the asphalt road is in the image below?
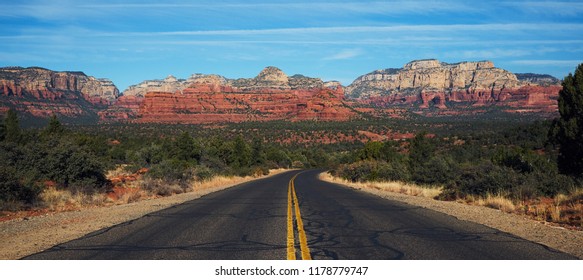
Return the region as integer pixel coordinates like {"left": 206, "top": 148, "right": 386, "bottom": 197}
{"left": 25, "top": 169, "right": 576, "bottom": 260}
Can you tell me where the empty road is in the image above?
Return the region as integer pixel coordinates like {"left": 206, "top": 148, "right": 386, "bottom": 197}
{"left": 25, "top": 170, "right": 576, "bottom": 260}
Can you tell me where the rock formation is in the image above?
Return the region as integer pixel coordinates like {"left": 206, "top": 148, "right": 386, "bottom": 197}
{"left": 0, "top": 67, "right": 119, "bottom": 119}
{"left": 346, "top": 59, "right": 560, "bottom": 111}
{"left": 100, "top": 66, "right": 352, "bottom": 123}
{"left": 0, "top": 62, "right": 563, "bottom": 124}
{"left": 104, "top": 67, "right": 353, "bottom": 123}
{"left": 515, "top": 73, "right": 560, "bottom": 86}
{"left": 122, "top": 75, "right": 188, "bottom": 97}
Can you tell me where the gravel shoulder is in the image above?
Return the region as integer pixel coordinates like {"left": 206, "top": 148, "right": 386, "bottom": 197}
{"left": 0, "top": 170, "right": 289, "bottom": 260}
{"left": 319, "top": 173, "right": 583, "bottom": 259}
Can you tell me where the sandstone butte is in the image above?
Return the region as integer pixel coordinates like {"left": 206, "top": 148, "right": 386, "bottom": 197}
{"left": 0, "top": 67, "right": 118, "bottom": 119}
{"left": 0, "top": 60, "right": 563, "bottom": 124}
{"left": 101, "top": 66, "right": 356, "bottom": 123}
{"left": 346, "top": 59, "right": 561, "bottom": 113}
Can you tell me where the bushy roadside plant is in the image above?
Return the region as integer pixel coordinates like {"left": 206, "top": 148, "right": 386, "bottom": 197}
{"left": 440, "top": 163, "right": 522, "bottom": 200}
{"left": 337, "top": 160, "right": 411, "bottom": 182}
{"left": 0, "top": 166, "right": 41, "bottom": 208}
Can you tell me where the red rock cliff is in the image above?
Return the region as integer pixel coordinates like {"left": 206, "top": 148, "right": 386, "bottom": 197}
{"left": 0, "top": 67, "right": 119, "bottom": 119}
{"left": 103, "top": 67, "right": 354, "bottom": 123}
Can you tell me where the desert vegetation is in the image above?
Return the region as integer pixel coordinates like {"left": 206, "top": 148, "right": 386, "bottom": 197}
{"left": 0, "top": 111, "right": 304, "bottom": 213}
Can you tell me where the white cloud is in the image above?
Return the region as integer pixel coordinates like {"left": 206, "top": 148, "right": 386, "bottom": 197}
{"left": 78, "top": 23, "right": 583, "bottom": 37}
{"left": 504, "top": 1, "right": 583, "bottom": 16}
{"left": 510, "top": 60, "right": 583, "bottom": 66}
{"left": 323, "top": 49, "right": 364, "bottom": 60}
{"left": 80, "top": 1, "right": 477, "bottom": 14}
{"left": 0, "top": 1, "right": 478, "bottom": 21}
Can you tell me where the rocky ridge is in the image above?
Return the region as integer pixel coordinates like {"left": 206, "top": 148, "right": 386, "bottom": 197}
{"left": 0, "top": 67, "right": 119, "bottom": 119}
{"left": 346, "top": 59, "right": 560, "bottom": 111}
{"left": 0, "top": 61, "right": 563, "bottom": 124}
{"left": 103, "top": 66, "right": 353, "bottom": 123}
{"left": 121, "top": 66, "right": 329, "bottom": 97}
{"left": 515, "top": 73, "right": 561, "bottom": 86}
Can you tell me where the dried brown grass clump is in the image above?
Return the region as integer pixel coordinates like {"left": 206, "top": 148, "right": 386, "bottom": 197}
{"left": 319, "top": 172, "right": 442, "bottom": 199}
{"left": 39, "top": 187, "right": 108, "bottom": 210}
{"left": 472, "top": 193, "right": 517, "bottom": 213}
{"left": 321, "top": 171, "right": 582, "bottom": 230}
{"left": 191, "top": 168, "right": 289, "bottom": 191}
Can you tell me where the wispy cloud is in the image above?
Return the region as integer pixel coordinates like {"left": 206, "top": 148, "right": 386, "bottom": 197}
{"left": 0, "top": 0, "right": 103, "bottom": 20}
{"left": 510, "top": 60, "right": 583, "bottom": 66}
{"left": 504, "top": 1, "right": 583, "bottom": 16}
{"left": 80, "top": 1, "right": 478, "bottom": 15}
{"left": 21, "top": 23, "right": 576, "bottom": 38}
{"left": 450, "top": 47, "right": 563, "bottom": 59}
{"left": 0, "top": 1, "right": 478, "bottom": 20}
{"left": 323, "top": 49, "right": 363, "bottom": 60}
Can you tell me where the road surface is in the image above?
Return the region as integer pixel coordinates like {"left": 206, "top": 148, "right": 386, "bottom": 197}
{"left": 25, "top": 170, "right": 576, "bottom": 260}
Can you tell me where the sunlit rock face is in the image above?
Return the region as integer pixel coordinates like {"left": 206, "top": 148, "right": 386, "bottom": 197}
{"left": 345, "top": 59, "right": 560, "bottom": 111}
{"left": 103, "top": 67, "right": 355, "bottom": 123}
{"left": 0, "top": 66, "right": 119, "bottom": 119}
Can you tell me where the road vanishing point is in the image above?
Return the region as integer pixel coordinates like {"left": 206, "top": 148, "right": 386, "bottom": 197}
{"left": 25, "top": 170, "right": 576, "bottom": 260}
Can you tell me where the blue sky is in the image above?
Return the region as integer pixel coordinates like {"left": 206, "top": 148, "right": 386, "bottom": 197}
{"left": 1, "top": 0, "right": 582, "bottom": 91}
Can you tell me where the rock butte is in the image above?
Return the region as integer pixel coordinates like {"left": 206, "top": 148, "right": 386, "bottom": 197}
{"left": 103, "top": 66, "right": 353, "bottom": 123}
{"left": 0, "top": 67, "right": 118, "bottom": 119}
{"left": 0, "top": 60, "right": 562, "bottom": 123}
{"left": 346, "top": 59, "right": 560, "bottom": 112}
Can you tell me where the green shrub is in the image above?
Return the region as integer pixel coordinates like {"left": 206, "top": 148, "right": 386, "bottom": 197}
{"left": 192, "top": 165, "right": 215, "bottom": 181}
{"left": 529, "top": 172, "right": 575, "bottom": 197}
{"left": 410, "top": 156, "right": 458, "bottom": 185}
{"left": 337, "top": 161, "right": 376, "bottom": 182}
{"left": 443, "top": 163, "right": 522, "bottom": 199}
{"left": 376, "top": 160, "right": 411, "bottom": 182}
{"left": 147, "top": 159, "right": 193, "bottom": 183}
{"left": 0, "top": 166, "right": 40, "bottom": 207}
{"left": 337, "top": 160, "right": 411, "bottom": 182}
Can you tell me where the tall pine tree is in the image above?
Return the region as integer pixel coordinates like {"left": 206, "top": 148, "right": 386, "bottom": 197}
{"left": 551, "top": 63, "right": 583, "bottom": 177}
{"left": 3, "top": 109, "right": 20, "bottom": 142}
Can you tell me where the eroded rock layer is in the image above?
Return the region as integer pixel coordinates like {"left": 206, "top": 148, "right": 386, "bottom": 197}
{"left": 0, "top": 61, "right": 563, "bottom": 124}
{"left": 0, "top": 67, "right": 119, "bottom": 119}
{"left": 346, "top": 59, "right": 560, "bottom": 111}
{"left": 105, "top": 67, "right": 353, "bottom": 123}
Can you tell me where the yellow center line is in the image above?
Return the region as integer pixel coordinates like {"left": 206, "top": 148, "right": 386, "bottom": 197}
{"left": 286, "top": 178, "right": 296, "bottom": 260}
{"left": 287, "top": 173, "right": 312, "bottom": 260}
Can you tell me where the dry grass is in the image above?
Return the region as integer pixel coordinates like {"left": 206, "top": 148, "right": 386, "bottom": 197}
{"left": 470, "top": 193, "right": 517, "bottom": 213}
{"left": 39, "top": 187, "right": 108, "bottom": 211}
{"left": 193, "top": 174, "right": 261, "bottom": 190}
{"left": 320, "top": 172, "right": 582, "bottom": 229}
{"left": 37, "top": 168, "right": 290, "bottom": 213}
{"left": 105, "top": 165, "right": 129, "bottom": 178}
{"left": 318, "top": 172, "right": 442, "bottom": 198}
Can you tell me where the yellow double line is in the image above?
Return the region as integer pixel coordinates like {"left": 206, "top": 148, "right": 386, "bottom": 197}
{"left": 287, "top": 173, "right": 311, "bottom": 260}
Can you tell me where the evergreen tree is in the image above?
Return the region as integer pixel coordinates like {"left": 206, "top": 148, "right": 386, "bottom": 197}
{"left": 4, "top": 109, "right": 20, "bottom": 142}
{"left": 551, "top": 63, "right": 583, "bottom": 177}
{"left": 232, "top": 135, "right": 251, "bottom": 168}
{"left": 0, "top": 115, "right": 5, "bottom": 141}
{"left": 44, "top": 114, "right": 65, "bottom": 136}
{"left": 172, "top": 132, "right": 201, "bottom": 163}
{"left": 362, "top": 141, "right": 383, "bottom": 160}
{"left": 409, "top": 132, "right": 435, "bottom": 165}
{"left": 251, "top": 137, "right": 265, "bottom": 166}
